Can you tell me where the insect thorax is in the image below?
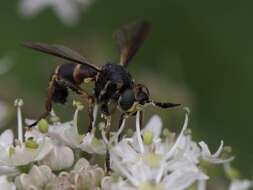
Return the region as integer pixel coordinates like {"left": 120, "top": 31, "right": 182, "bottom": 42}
{"left": 94, "top": 63, "right": 134, "bottom": 102}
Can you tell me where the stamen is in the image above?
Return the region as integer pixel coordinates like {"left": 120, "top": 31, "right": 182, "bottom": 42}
{"left": 73, "top": 100, "right": 84, "bottom": 128}
{"left": 14, "top": 99, "right": 24, "bottom": 144}
{"left": 156, "top": 107, "right": 190, "bottom": 183}
{"left": 99, "top": 122, "right": 109, "bottom": 144}
{"left": 213, "top": 140, "right": 224, "bottom": 157}
{"left": 165, "top": 107, "right": 189, "bottom": 160}
{"left": 50, "top": 109, "right": 60, "bottom": 124}
{"left": 114, "top": 118, "right": 126, "bottom": 142}
{"left": 136, "top": 111, "right": 144, "bottom": 154}
{"left": 92, "top": 104, "right": 98, "bottom": 128}
{"left": 110, "top": 150, "right": 139, "bottom": 187}
{"left": 156, "top": 162, "right": 166, "bottom": 183}
{"left": 73, "top": 109, "right": 79, "bottom": 128}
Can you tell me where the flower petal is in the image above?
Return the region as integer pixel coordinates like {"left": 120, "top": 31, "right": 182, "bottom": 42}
{"left": 141, "top": 115, "right": 162, "bottom": 141}
{"left": 40, "top": 145, "right": 74, "bottom": 171}
{"left": 0, "top": 130, "right": 14, "bottom": 148}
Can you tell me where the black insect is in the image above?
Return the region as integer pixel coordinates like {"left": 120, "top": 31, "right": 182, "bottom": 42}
{"left": 24, "top": 20, "right": 180, "bottom": 134}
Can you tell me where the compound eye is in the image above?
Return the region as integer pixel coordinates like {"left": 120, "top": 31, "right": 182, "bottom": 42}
{"left": 119, "top": 89, "right": 135, "bottom": 111}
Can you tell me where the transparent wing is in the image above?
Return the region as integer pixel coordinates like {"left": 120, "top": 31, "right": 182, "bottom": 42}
{"left": 23, "top": 42, "right": 100, "bottom": 71}
{"left": 113, "top": 20, "right": 151, "bottom": 67}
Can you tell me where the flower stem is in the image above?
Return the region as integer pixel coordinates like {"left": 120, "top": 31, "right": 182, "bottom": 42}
{"left": 15, "top": 99, "right": 24, "bottom": 144}
{"left": 73, "top": 108, "right": 79, "bottom": 128}
{"left": 136, "top": 111, "right": 144, "bottom": 154}
{"left": 93, "top": 104, "right": 98, "bottom": 128}
{"left": 114, "top": 118, "right": 126, "bottom": 142}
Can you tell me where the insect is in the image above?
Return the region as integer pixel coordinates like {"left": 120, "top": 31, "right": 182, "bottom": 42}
{"left": 24, "top": 20, "right": 180, "bottom": 134}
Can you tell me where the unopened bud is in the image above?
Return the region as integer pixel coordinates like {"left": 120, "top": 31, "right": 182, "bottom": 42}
{"left": 25, "top": 139, "right": 39, "bottom": 149}
{"left": 38, "top": 119, "right": 49, "bottom": 133}
{"left": 73, "top": 100, "right": 84, "bottom": 110}
{"left": 143, "top": 131, "right": 153, "bottom": 145}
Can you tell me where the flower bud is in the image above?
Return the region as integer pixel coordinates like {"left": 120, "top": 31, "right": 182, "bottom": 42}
{"left": 73, "top": 100, "right": 84, "bottom": 110}
{"left": 8, "top": 146, "right": 15, "bottom": 157}
{"left": 38, "top": 119, "right": 49, "bottom": 133}
{"left": 25, "top": 139, "right": 39, "bottom": 149}
{"left": 143, "top": 130, "right": 153, "bottom": 145}
{"left": 40, "top": 145, "right": 74, "bottom": 171}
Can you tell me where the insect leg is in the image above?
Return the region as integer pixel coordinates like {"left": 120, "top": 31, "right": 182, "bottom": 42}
{"left": 28, "top": 78, "right": 55, "bottom": 128}
{"left": 56, "top": 77, "right": 96, "bottom": 132}
{"left": 56, "top": 77, "right": 90, "bottom": 99}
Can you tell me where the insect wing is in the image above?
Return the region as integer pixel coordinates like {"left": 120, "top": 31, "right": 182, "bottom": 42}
{"left": 113, "top": 20, "right": 151, "bottom": 67}
{"left": 24, "top": 42, "right": 100, "bottom": 71}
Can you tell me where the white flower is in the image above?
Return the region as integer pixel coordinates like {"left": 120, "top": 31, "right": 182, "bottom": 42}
{"left": 15, "top": 165, "right": 55, "bottom": 190}
{"left": 102, "top": 176, "right": 136, "bottom": 190}
{"left": 162, "top": 166, "right": 207, "bottom": 190}
{"left": 18, "top": 0, "right": 94, "bottom": 26}
{"left": 0, "top": 176, "right": 16, "bottom": 190}
{"left": 48, "top": 121, "right": 81, "bottom": 148}
{"left": 79, "top": 132, "right": 106, "bottom": 155}
{"left": 0, "top": 129, "right": 14, "bottom": 149}
{"left": 26, "top": 102, "right": 85, "bottom": 148}
{"left": 45, "top": 158, "right": 104, "bottom": 189}
{"left": 0, "top": 130, "right": 19, "bottom": 176}
{"left": 108, "top": 107, "right": 235, "bottom": 190}
{"left": 229, "top": 179, "right": 253, "bottom": 190}
{"left": 199, "top": 140, "right": 234, "bottom": 164}
{"left": 109, "top": 109, "right": 208, "bottom": 190}
{"left": 0, "top": 166, "right": 19, "bottom": 177}
{"left": 0, "top": 138, "right": 52, "bottom": 167}
{"left": 26, "top": 103, "right": 106, "bottom": 155}
{"left": 40, "top": 144, "right": 74, "bottom": 171}
{"left": 25, "top": 119, "right": 81, "bottom": 148}
{"left": 224, "top": 163, "right": 253, "bottom": 190}
{"left": 0, "top": 99, "right": 53, "bottom": 175}
{"left": 72, "top": 158, "right": 105, "bottom": 189}
{"left": 140, "top": 115, "right": 162, "bottom": 143}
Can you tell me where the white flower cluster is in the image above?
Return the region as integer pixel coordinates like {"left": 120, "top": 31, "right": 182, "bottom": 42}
{"left": 18, "top": 0, "right": 95, "bottom": 26}
{"left": 0, "top": 99, "right": 251, "bottom": 190}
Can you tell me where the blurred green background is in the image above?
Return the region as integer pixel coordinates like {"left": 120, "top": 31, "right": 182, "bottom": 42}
{"left": 0, "top": 0, "right": 252, "bottom": 179}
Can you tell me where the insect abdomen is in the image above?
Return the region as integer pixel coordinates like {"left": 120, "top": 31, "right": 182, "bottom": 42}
{"left": 58, "top": 63, "right": 76, "bottom": 84}
{"left": 58, "top": 63, "right": 98, "bottom": 85}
